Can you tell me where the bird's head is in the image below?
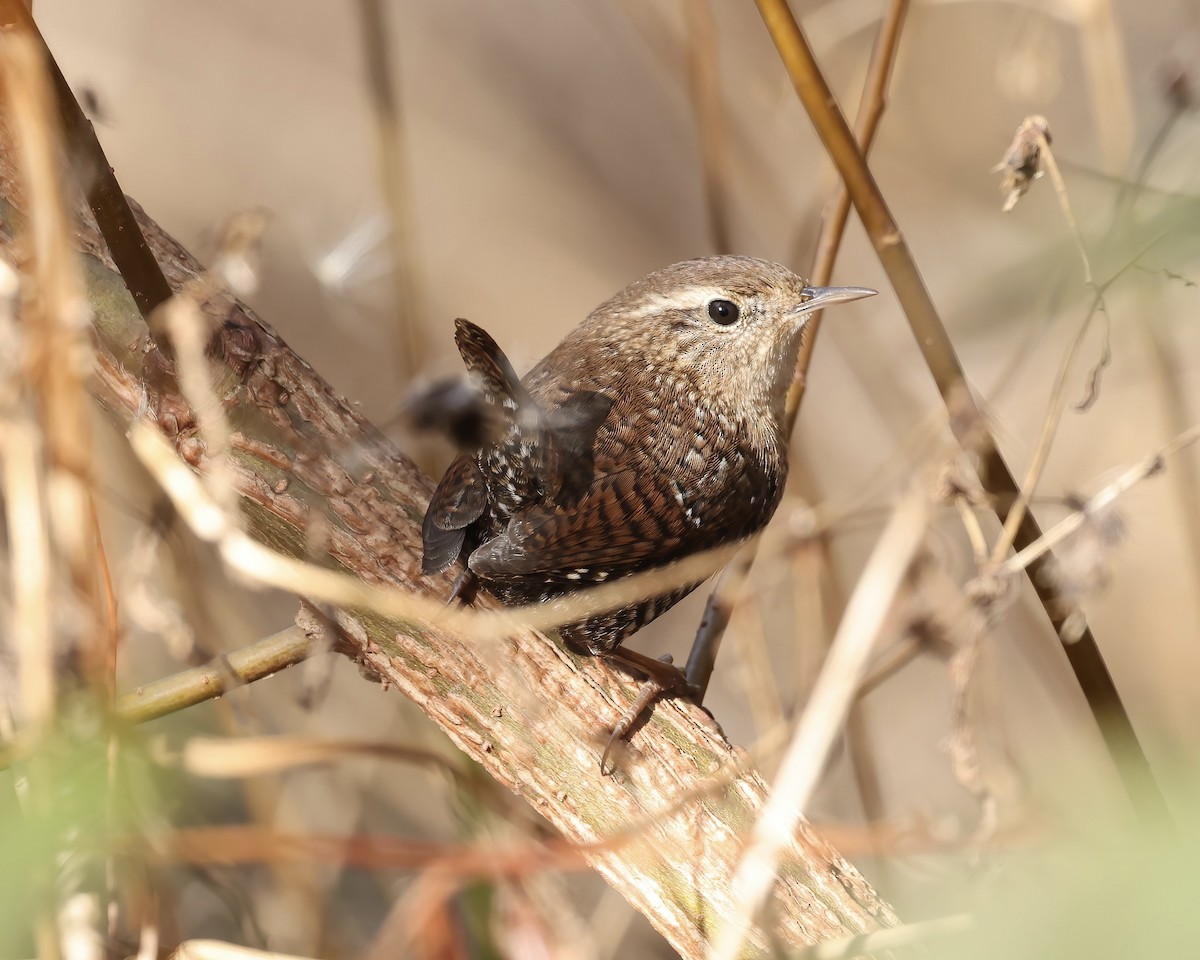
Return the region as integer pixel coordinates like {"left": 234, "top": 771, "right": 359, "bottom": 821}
{"left": 578, "top": 256, "right": 875, "bottom": 434}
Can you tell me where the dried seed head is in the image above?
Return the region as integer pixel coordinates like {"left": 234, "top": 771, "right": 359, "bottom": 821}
{"left": 995, "top": 115, "right": 1051, "bottom": 212}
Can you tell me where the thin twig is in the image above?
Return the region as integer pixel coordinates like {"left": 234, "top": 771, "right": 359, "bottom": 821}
{"left": 115, "top": 627, "right": 316, "bottom": 725}
{"left": 161, "top": 295, "right": 237, "bottom": 516}
{"left": 355, "top": 0, "right": 427, "bottom": 384}
{"left": 173, "top": 942, "right": 318, "bottom": 960}
{"left": 954, "top": 496, "right": 990, "bottom": 567}
{"left": 683, "top": 0, "right": 734, "bottom": 253}
{"left": 0, "top": 627, "right": 316, "bottom": 771}
{"left": 989, "top": 290, "right": 1103, "bottom": 564}
{"left": 988, "top": 221, "right": 1184, "bottom": 570}
{"left": 751, "top": 0, "right": 1166, "bottom": 821}
{"left": 1, "top": 30, "right": 101, "bottom": 714}
{"left": 130, "top": 422, "right": 751, "bottom": 644}
{"left": 710, "top": 484, "right": 929, "bottom": 960}
{"left": 991, "top": 127, "right": 1105, "bottom": 562}
{"left": 182, "top": 736, "right": 466, "bottom": 784}
{"left": 1000, "top": 423, "right": 1200, "bottom": 577}
{"left": 686, "top": 0, "right": 910, "bottom": 699}
{"left": 1, "top": 421, "right": 55, "bottom": 727}
{"left": 786, "top": 0, "right": 909, "bottom": 421}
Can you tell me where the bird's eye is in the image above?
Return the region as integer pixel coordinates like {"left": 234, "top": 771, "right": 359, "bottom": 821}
{"left": 707, "top": 299, "right": 739, "bottom": 325}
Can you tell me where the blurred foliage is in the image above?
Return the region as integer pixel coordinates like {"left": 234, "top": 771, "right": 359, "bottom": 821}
{"left": 930, "top": 765, "right": 1200, "bottom": 960}
{"left": 0, "top": 704, "right": 167, "bottom": 956}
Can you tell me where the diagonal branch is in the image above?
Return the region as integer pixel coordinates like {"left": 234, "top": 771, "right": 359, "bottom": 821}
{"left": 0, "top": 118, "right": 897, "bottom": 960}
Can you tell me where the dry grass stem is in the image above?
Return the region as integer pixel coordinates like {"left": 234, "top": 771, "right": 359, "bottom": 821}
{"left": 160, "top": 296, "right": 237, "bottom": 516}
{"left": 0, "top": 30, "right": 100, "bottom": 719}
{"left": 1000, "top": 422, "right": 1200, "bottom": 577}
{"left": 689, "top": 0, "right": 909, "bottom": 699}
{"left": 172, "top": 942, "right": 319, "bottom": 960}
{"left": 112, "top": 627, "right": 314, "bottom": 725}
{"left": 753, "top": 0, "right": 1163, "bottom": 815}
{"left": 2, "top": 421, "right": 55, "bottom": 726}
{"left": 786, "top": 0, "right": 909, "bottom": 419}
{"left": 987, "top": 220, "right": 1184, "bottom": 568}
{"left": 1034, "top": 123, "right": 1096, "bottom": 289}
{"left": 182, "top": 735, "right": 465, "bottom": 782}
{"left": 954, "top": 496, "right": 990, "bottom": 567}
{"left": 948, "top": 623, "right": 999, "bottom": 843}
{"left": 990, "top": 119, "right": 1109, "bottom": 563}
{"left": 0, "top": 0, "right": 174, "bottom": 331}
{"left": 683, "top": 0, "right": 733, "bottom": 253}
{"left": 355, "top": 0, "right": 427, "bottom": 384}
{"left": 129, "top": 420, "right": 779, "bottom": 645}
{"left": 710, "top": 483, "right": 930, "bottom": 960}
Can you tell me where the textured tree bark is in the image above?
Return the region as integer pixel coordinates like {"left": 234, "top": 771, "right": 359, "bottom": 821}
{"left": 0, "top": 149, "right": 898, "bottom": 957}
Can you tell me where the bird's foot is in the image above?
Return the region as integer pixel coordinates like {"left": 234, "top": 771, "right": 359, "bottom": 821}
{"left": 599, "top": 650, "right": 697, "bottom": 775}
{"left": 446, "top": 569, "right": 479, "bottom": 606}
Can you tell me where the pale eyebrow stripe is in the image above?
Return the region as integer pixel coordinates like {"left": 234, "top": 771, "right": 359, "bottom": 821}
{"left": 623, "top": 287, "right": 730, "bottom": 320}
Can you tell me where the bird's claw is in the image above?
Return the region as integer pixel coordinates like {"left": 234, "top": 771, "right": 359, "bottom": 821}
{"left": 600, "top": 654, "right": 691, "bottom": 775}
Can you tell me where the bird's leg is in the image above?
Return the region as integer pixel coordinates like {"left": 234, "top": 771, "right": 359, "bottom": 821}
{"left": 446, "top": 569, "right": 479, "bottom": 606}
{"left": 599, "top": 649, "right": 698, "bottom": 774}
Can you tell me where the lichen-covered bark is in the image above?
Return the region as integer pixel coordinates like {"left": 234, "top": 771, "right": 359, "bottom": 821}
{"left": 0, "top": 149, "right": 898, "bottom": 957}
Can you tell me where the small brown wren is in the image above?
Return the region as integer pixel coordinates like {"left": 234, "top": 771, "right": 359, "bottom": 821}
{"left": 422, "top": 257, "right": 874, "bottom": 751}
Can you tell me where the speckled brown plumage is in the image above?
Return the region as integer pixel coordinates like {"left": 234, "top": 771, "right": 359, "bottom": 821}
{"left": 422, "top": 256, "right": 874, "bottom": 655}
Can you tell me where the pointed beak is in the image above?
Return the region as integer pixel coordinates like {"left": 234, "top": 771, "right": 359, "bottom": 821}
{"left": 794, "top": 285, "right": 877, "bottom": 315}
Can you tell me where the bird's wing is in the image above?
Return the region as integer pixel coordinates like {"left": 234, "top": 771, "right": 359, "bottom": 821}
{"left": 469, "top": 445, "right": 782, "bottom": 587}
{"left": 424, "top": 323, "right": 615, "bottom": 577}
{"left": 468, "top": 468, "right": 704, "bottom": 587}
{"left": 543, "top": 388, "right": 617, "bottom": 505}
{"left": 422, "top": 454, "right": 487, "bottom": 574}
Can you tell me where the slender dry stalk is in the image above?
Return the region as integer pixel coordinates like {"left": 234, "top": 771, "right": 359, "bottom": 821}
{"left": 1000, "top": 423, "right": 1200, "bottom": 577}
{"left": 355, "top": 0, "right": 427, "bottom": 385}
{"left": 682, "top": 0, "right": 733, "bottom": 253}
{"left": 182, "top": 735, "right": 466, "bottom": 782}
{"left": 1, "top": 28, "right": 104, "bottom": 711}
{"left": 0, "top": 1, "right": 173, "bottom": 327}
{"left": 990, "top": 122, "right": 1105, "bottom": 563}
{"left": 710, "top": 483, "right": 929, "bottom": 960}
{"left": 1, "top": 419, "right": 55, "bottom": 726}
{"left": 173, "top": 942, "right": 319, "bottom": 960}
{"left": 751, "top": 0, "right": 1165, "bottom": 819}
{"left": 786, "top": 0, "right": 909, "bottom": 420}
{"left": 686, "top": 0, "right": 910, "bottom": 699}
{"left": 0, "top": 29, "right": 110, "bottom": 959}
{"left": 130, "top": 421, "right": 769, "bottom": 646}
{"left": 160, "top": 296, "right": 238, "bottom": 515}
{"left": 114, "top": 628, "right": 315, "bottom": 725}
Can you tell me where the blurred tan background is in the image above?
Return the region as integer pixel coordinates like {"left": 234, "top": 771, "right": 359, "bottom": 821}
{"left": 31, "top": 0, "right": 1200, "bottom": 954}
